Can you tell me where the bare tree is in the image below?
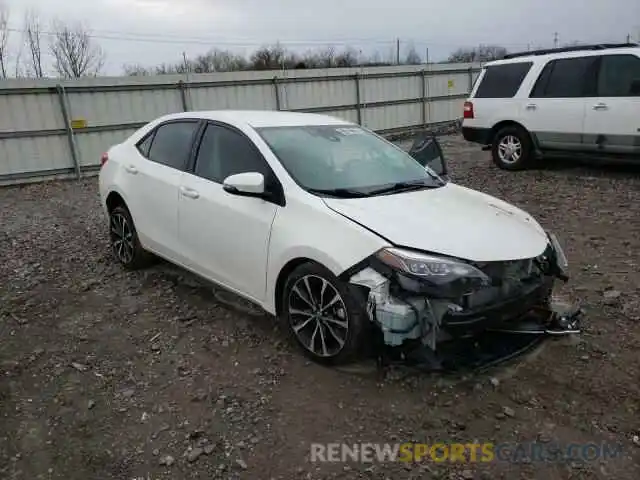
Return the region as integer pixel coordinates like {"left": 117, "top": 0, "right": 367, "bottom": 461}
{"left": 123, "top": 63, "right": 152, "bottom": 76}
{"left": 0, "top": 2, "right": 9, "bottom": 79}
{"left": 24, "top": 11, "right": 44, "bottom": 77}
{"left": 404, "top": 43, "right": 422, "bottom": 65}
{"left": 49, "top": 20, "right": 105, "bottom": 78}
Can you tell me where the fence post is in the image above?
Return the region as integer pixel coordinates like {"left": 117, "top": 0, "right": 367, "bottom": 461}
{"left": 421, "top": 69, "right": 427, "bottom": 128}
{"left": 354, "top": 73, "right": 362, "bottom": 125}
{"left": 56, "top": 84, "right": 81, "bottom": 180}
{"left": 468, "top": 66, "right": 474, "bottom": 94}
{"left": 273, "top": 76, "right": 281, "bottom": 110}
{"left": 177, "top": 80, "right": 190, "bottom": 110}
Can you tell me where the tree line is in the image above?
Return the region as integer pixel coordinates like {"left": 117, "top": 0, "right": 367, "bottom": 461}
{"left": 1, "top": 2, "right": 521, "bottom": 79}
{"left": 0, "top": 5, "right": 104, "bottom": 79}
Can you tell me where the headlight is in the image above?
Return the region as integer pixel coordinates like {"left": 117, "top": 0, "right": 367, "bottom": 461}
{"left": 375, "top": 247, "right": 491, "bottom": 296}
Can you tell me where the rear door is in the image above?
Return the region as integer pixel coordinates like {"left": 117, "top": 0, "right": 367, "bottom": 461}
{"left": 582, "top": 53, "right": 640, "bottom": 155}
{"left": 125, "top": 120, "right": 201, "bottom": 261}
{"left": 464, "top": 61, "right": 533, "bottom": 133}
{"left": 524, "top": 56, "right": 597, "bottom": 151}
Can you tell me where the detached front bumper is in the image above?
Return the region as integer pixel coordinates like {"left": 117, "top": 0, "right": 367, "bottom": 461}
{"left": 346, "top": 234, "right": 581, "bottom": 369}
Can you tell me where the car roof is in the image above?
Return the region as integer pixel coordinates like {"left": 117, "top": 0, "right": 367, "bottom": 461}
{"left": 483, "top": 46, "right": 640, "bottom": 67}
{"left": 154, "top": 110, "right": 353, "bottom": 128}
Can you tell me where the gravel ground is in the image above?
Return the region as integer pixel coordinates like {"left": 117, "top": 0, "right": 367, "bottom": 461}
{"left": 1, "top": 135, "right": 640, "bottom": 480}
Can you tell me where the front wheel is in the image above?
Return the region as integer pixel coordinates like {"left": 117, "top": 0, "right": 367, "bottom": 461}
{"left": 491, "top": 126, "right": 533, "bottom": 171}
{"left": 281, "top": 262, "right": 369, "bottom": 365}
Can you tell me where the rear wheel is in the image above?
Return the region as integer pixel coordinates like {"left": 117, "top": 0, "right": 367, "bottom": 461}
{"left": 281, "top": 262, "right": 369, "bottom": 365}
{"left": 491, "top": 126, "right": 533, "bottom": 171}
{"left": 109, "top": 205, "right": 154, "bottom": 270}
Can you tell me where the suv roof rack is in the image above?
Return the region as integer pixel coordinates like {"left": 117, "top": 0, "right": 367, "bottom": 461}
{"left": 502, "top": 43, "right": 639, "bottom": 60}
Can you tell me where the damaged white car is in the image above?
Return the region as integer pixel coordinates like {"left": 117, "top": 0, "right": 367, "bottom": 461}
{"left": 99, "top": 111, "right": 581, "bottom": 370}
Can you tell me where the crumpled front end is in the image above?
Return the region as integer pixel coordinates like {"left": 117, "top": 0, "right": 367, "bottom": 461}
{"left": 343, "top": 232, "right": 582, "bottom": 370}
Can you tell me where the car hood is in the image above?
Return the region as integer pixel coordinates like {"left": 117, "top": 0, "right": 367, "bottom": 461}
{"left": 323, "top": 183, "right": 549, "bottom": 262}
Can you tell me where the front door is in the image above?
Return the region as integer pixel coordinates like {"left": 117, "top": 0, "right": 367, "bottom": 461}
{"left": 523, "top": 56, "right": 597, "bottom": 151}
{"left": 178, "top": 122, "right": 281, "bottom": 302}
{"left": 582, "top": 54, "right": 640, "bottom": 155}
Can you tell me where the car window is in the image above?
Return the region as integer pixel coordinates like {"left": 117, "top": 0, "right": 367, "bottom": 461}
{"left": 136, "top": 131, "right": 154, "bottom": 157}
{"left": 531, "top": 57, "right": 597, "bottom": 98}
{"left": 194, "top": 124, "right": 270, "bottom": 183}
{"left": 473, "top": 62, "right": 532, "bottom": 98}
{"left": 257, "top": 125, "right": 442, "bottom": 192}
{"left": 597, "top": 54, "right": 640, "bottom": 97}
{"left": 147, "top": 121, "right": 199, "bottom": 170}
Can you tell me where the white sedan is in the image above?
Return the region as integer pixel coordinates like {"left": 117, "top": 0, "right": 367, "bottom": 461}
{"left": 99, "top": 110, "right": 571, "bottom": 366}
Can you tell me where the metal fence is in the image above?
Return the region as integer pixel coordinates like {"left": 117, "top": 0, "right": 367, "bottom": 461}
{"left": 0, "top": 62, "right": 481, "bottom": 185}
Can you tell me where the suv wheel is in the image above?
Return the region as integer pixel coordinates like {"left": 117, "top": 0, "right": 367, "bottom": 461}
{"left": 109, "top": 205, "right": 154, "bottom": 270}
{"left": 281, "top": 262, "right": 369, "bottom": 365}
{"left": 491, "top": 126, "right": 533, "bottom": 171}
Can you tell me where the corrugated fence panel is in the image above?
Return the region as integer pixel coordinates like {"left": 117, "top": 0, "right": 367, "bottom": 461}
{"left": 0, "top": 62, "right": 482, "bottom": 185}
{"left": 0, "top": 135, "right": 71, "bottom": 177}
{"left": 189, "top": 84, "right": 276, "bottom": 111}
{"left": 362, "top": 103, "right": 423, "bottom": 132}
{"left": 361, "top": 75, "right": 422, "bottom": 104}
{"left": 283, "top": 79, "right": 356, "bottom": 110}
{"left": 67, "top": 89, "right": 183, "bottom": 127}
{"left": 0, "top": 92, "right": 63, "bottom": 133}
{"left": 427, "top": 97, "right": 466, "bottom": 124}
{"left": 75, "top": 129, "right": 141, "bottom": 167}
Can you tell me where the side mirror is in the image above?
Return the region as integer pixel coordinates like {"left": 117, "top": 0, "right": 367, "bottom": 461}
{"left": 408, "top": 134, "right": 448, "bottom": 179}
{"left": 223, "top": 172, "right": 266, "bottom": 197}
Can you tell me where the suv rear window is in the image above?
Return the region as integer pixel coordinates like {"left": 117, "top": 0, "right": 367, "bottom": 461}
{"left": 473, "top": 62, "right": 532, "bottom": 98}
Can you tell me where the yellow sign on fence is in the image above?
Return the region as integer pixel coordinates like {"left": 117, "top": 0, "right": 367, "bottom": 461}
{"left": 70, "top": 118, "right": 88, "bottom": 129}
{"left": 447, "top": 79, "right": 455, "bottom": 89}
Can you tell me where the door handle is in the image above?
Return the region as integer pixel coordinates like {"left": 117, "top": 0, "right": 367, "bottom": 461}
{"left": 180, "top": 186, "right": 199, "bottom": 199}
{"left": 526, "top": 103, "right": 537, "bottom": 110}
{"left": 593, "top": 103, "right": 608, "bottom": 110}
{"left": 124, "top": 165, "right": 138, "bottom": 174}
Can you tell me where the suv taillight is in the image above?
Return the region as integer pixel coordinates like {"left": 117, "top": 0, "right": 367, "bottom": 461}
{"left": 100, "top": 152, "right": 109, "bottom": 167}
{"left": 463, "top": 101, "right": 474, "bottom": 119}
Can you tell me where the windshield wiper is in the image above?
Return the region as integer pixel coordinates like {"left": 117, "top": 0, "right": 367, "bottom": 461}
{"left": 367, "top": 180, "right": 441, "bottom": 196}
{"left": 307, "top": 188, "right": 371, "bottom": 198}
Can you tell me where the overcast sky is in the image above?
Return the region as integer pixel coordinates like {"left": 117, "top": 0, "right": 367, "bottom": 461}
{"left": 2, "top": 0, "right": 640, "bottom": 75}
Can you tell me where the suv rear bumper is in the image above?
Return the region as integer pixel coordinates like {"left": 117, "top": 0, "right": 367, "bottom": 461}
{"left": 462, "top": 126, "right": 491, "bottom": 145}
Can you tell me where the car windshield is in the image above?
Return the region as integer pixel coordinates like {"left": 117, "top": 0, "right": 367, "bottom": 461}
{"left": 256, "top": 125, "right": 444, "bottom": 196}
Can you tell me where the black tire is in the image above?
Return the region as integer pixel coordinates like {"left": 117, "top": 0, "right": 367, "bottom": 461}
{"left": 108, "top": 205, "right": 154, "bottom": 270}
{"left": 491, "top": 125, "right": 533, "bottom": 171}
{"left": 280, "top": 262, "right": 369, "bottom": 365}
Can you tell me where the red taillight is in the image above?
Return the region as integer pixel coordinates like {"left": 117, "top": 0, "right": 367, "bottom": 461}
{"left": 463, "top": 101, "right": 474, "bottom": 119}
{"left": 100, "top": 152, "right": 109, "bottom": 167}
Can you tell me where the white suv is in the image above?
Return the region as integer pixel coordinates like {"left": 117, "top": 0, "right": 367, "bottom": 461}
{"left": 461, "top": 43, "right": 640, "bottom": 170}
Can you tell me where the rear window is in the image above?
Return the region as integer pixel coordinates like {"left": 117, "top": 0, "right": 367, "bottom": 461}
{"left": 473, "top": 62, "right": 532, "bottom": 98}
{"left": 530, "top": 56, "right": 598, "bottom": 98}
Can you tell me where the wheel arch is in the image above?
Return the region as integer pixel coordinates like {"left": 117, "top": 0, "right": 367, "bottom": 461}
{"left": 274, "top": 257, "right": 320, "bottom": 317}
{"left": 106, "top": 190, "right": 128, "bottom": 213}
{"left": 489, "top": 120, "right": 534, "bottom": 146}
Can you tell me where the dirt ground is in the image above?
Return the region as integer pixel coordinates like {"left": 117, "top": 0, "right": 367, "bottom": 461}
{"left": 1, "top": 135, "right": 639, "bottom": 480}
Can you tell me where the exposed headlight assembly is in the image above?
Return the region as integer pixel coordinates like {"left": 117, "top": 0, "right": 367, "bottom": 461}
{"left": 375, "top": 247, "right": 491, "bottom": 297}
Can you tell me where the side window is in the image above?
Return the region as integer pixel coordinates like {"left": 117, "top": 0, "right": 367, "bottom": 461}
{"left": 147, "top": 121, "right": 199, "bottom": 170}
{"left": 473, "top": 62, "right": 532, "bottom": 98}
{"left": 136, "top": 131, "right": 154, "bottom": 157}
{"left": 531, "top": 57, "right": 597, "bottom": 98}
{"left": 597, "top": 54, "right": 640, "bottom": 97}
{"left": 194, "top": 124, "right": 271, "bottom": 183}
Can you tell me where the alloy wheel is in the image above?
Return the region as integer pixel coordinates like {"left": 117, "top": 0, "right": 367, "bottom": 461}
{"left": 110, "top": 212, "right": 135, "bottom": 264}
{"left": 287, "top": 274, "right": 349, "bottom": 358}
{"left": 497, "top": 135, "right": 522, "bottom": 164}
